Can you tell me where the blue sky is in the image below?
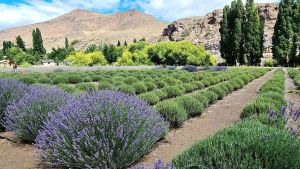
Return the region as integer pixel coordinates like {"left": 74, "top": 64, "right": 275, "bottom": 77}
{"left": 0, "top": 0, "right": 279, "bottom": 30}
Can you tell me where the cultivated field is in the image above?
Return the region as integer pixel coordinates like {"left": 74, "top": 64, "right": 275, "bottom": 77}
{"left": 0, "top": 67, "right": 300, "bottom": 169}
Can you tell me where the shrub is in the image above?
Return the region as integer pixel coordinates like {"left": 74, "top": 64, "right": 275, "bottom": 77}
{"left": 144, "top": 82, "right": 157, "bottom": 91}
{"left": 164, "top": 77, "right": 180, "bottom": 86}
{"left": 76, "top": 83, "right": 97, "bottom": 92}
{"left": 124, "top": 76, "right": 139, "bottom": 84}
{"left": 191, "top": 92, "right": 209, "bottom": 108}
{"left": 163, "top": 86, "right": 184, "bottom": 98}
{"left": 155, "top": 100, "right": 187, "bottom": 127}
{"left": 241, "top": 100, "right": 277, "bottom": 119}
{"left": 99, "top": 81, "right": 114, "bottom": 90}
{"left": 132, "top": 82, "right": 148, "bottom": 94}
{"left": 176, "top": 96, "right": 204, "bottom": 116}
{"left": 201, "top": 91, "right": 219, "bottom": 103}
{"left": 4, "top": 85, "right": 71, "bottom": 142}
{"left": 179, "top": 76, "right": 192, "bottom": 83}
{"left": 91, "top": 75, "right": 103, "bottom": 82}
{"left": 0, "top": 79, "right": 28, "bottom": 131}
{"left": 117, "top": 85, "right": 136, "bottom": 94}
{"left": 68, "top": 75, "right": 83, "bottom": 84}
{"left": 57, "top": 84, "right": 79, "bottom": 93}
{"left": 208, "top": 86, "right": 226, "bottom": 99}
{"left": 182, "top": 65, "right": 198, "bottom": 72}
{"left": 153, "top": 89, "right": 168, "bottom": 100}
{"left": 183, "top": 83, "right": 197, "bottom": 92}
{"left": 53, "top": 76, "right": 68, "bottom": 84}
{"left": 83, "top": 76, "right": 92, "bottom": 82}
{"left": 36, "top": 90, "right": 168, "bottom": 168}
{"left": 139, "top": 92, "right": 160, "bottom": 105}
{"left": 20, "top": 76, "right": 36, "bottom": 84}
{"left": 190, "top": 81, "right": 204, "bottom": 90}
{"left": 38, "top": 77, "right": 52, "bottom": 84}
{"left": 156, "top": 81, "right": 167, "bottom": 88}
{"left": 172, "top": 120, "right": 300, "bottom": 169}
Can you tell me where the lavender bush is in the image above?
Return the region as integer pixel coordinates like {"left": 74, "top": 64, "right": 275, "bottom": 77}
{"left": 4, "top": 85, "right": 72, "bottom": 142}
{"left": 268, "top": 103, "right": 300, "bottom": 137}
{"left": 36, "top": 90, "right": 169, "bottom": 169}
{"left": 0, "top": 79, "right": 28, "bottom": 131}
{"left": 132, "top": 160, "right": 175, "bottom": 169}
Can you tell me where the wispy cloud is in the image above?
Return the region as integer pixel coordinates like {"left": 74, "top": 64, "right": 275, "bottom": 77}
{"left": 0, "top": 0, "right": 279, "bottom": 30}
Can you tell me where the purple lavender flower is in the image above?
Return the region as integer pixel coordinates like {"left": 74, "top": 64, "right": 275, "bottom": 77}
{"left": 0, "top": 79, "right": 29, "bottom": 131}
{"left": 132, "top": 160, "right": 175, "bottom": 169}
{"left": 36, "top": 90, "right": 169, "bottom": 169}
{"left": 4, "top": 85, "right": 72, "bottom": 142}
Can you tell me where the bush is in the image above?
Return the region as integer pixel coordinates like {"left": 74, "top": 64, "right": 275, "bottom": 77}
{"left": 76, "top": 83, "right": 97, "bottom": 92}
{"left": 209, "top": 86, "right": 226, "bottom": 99}
{"left": 155, "top": 100, "right": 187, "bottom": 127}
{"left": 153, "top": 89, "right": 168, "bottom": 100}
{"left": 36, "top": 90, "right": 168, "bottom": 168}
{"left": 53, "top": 76, "right": 68, "bottom": 84}
{"left": 4, "top": 85, "right": 71, "bottom": 142}
{"left": 68, "top": 75, "right": 83, "bottom": 84}
{"left": 190, "top": 81, "right": 204, "bottom": 90}
{"left": 20, "top": 76, "right": 36, "bottom": 84}
{"left": 117, "top": 85, "right": 136, "bottom": 94}
{"left": 200, "top": 91, "right": 219, "bottom": 103}
{"left": 57, "top": 84, "right": 79, "bottom": 93}
{"left": 172, "top": 120, "right": 300, "bottom": 169}
{"left": 139, "top": 92, "right": 160, "bottom": 105}
{"left": 182, "top": 65, "right": 198, "bottom": 72}
{"left": 144, "top": 82, "right": 157, "bottom": 91}
{"left": 132, "top": 82, "right": 148, "bottom": 94}
{"left": 164, "top": 77, "right": 180, "bottom": 86}
{"left": 124, "top": 76, "right": 139, "bottom": 84}
{"left": 191, "top": 92, "right": 209, "bottom": 108}
{"left": 176, "top": 96, "right": 204, "bottom": 116}
{"left": 241, "top": 101, "right": 276, "bottom": 119}
{"left": 0, "top": 79, "right": 28, "bottom": 131}
{"left": 183, "top": 83, "right": 197, "bottom": 93}
{"left": 83, "top": 76, "right": 92, "bottom": 82}
{"left": 163, "top": 86, "right": 184, "bottom": 98}
{"left": 37, "top": 77, "right": 52, "bottom": 84}
{"left": 99, "top": 81, "right": 114, "bottom": 90}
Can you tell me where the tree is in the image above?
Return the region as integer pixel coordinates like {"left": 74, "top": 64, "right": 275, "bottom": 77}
{"left": 220, "top": 5, "right": 230, "bottom": 64}
{"left": 133, "top": 38, "right": 137, "bottom": 43}
{"left": 124, "top": 41, "right": 128, "bottom": 46}
{"left": 117, "top": 40, "right": 121, "bottom": 47}
{"left": 65, "top": 37, "right": 69, "bottom": 49}
{"left": 2, "top": 41, "right": 13, "bottom": 55}
{"left": 16, "top": 35, "right": 26, "bottom": 52}
{"left": 290, "top": 0, "right": 300, "bottom": 65}
{"left": 272, "top": 0, "right": 293, "bottom": 65}
{"left": 32, "top": 28, "right": 46, "bottom": 55}
{"left": 243, "top": 0, "right": 262, "bottom": 65}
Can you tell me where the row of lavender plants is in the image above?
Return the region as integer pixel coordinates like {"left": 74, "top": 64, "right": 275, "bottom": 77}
{"left": 156, "top": 69, "right": 300, "bottom": 169}
{"left": 289, "top": 68, "right": 300, "bottom": 93}
{"left": 0, "top": 79, "right": 168, "bottom": 168}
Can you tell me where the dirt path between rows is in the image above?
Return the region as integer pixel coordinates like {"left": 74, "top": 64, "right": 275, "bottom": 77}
{"left": 134, "top": 70, "right": 275, "bottom": 167}
{"left": 284, "top": 69, "right": 300, "bottom": 108}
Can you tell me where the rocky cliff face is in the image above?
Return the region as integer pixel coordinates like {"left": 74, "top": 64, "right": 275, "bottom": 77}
{"left": 161, "top": 3, "right": 279, "bottom": 57}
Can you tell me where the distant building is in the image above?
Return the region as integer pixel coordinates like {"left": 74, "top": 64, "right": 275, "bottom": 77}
{"left": 41, "top": 60, "right": 56, "bottom": 66}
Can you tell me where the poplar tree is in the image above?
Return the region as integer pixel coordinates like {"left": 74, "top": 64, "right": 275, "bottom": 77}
{"left": 65, "top": 37, "right": 69, "bottom": 49}
{"left": 220, "top": 5, "right": 230, "bottom": 63}
{"left": 117, "top": 40, "right": 121, "bottom": 47}
{"left": 243, "top": 0, "right": 262, "bottom": 65}
{"left": 32, "top": 28, "right": 46, "bottom": 55}
{"left": 16, "top": 35, "right": 26, "bottom": 51}
{"left": 272, "top": 0, "right": 293, "bottom": 65}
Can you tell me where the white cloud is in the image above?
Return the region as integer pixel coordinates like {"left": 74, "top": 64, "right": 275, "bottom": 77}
{"left": 138, "top": 0, "right": 280, "bottom": 21}
{"left": 0, "top": 0, "right": 280, "bottom": 30}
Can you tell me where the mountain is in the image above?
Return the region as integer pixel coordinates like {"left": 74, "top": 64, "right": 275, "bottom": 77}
{"left": 0, "top": 9, "right": 167, "bottom": 51}
{"left": 160, "top": 3, "right": 279, "bottom": 57}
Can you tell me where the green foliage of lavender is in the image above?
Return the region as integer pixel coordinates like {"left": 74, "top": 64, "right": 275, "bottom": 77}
{"left": 172, "top": 120, "right": 300, "bottom": 169}
{"left": 241, "top": 69, "right": 286, "bottom": 118}
{"left": 0, "top": 79, "right": 29, "bottom": 131}
{"left": 4, "top": 85, "right": 72, "bottom": 142}
{"left": 36, "top": 90, "right": 169, "bottom": 168}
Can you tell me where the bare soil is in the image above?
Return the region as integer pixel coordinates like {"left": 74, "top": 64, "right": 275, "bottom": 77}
{"left": 0, "top": 70, "right": 274, "bottom": 169}
{"left": 284, "top": 69, "right": 300, "bottom": 108}
{"left": 134, "top": 70, "right": 274, "bottom": 166}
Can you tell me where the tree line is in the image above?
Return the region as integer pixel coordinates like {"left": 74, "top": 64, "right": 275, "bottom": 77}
{"left": 220, "top": 0, "right": 300, "bottom": 66}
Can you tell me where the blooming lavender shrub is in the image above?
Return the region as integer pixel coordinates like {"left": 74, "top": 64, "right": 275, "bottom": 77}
{"left": 132, "top": 160, "right": 175, "bottom": 169}
{"left": 0, "top": 79, "right": 28, "bottom": 131}
{"left": 36, "top": 90, "right": 169, "bottom": 169}
{"left": 4, "top": 85, "right": 72, "bottom": 142}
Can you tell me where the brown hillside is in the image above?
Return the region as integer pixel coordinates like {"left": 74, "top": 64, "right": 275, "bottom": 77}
{"left": 0, "top": 9, "right": 167, "bottom": 51}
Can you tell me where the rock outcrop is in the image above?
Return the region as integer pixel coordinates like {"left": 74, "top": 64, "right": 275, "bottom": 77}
{"left": 160, "top": 3, "right": 279, "bottom": 57}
